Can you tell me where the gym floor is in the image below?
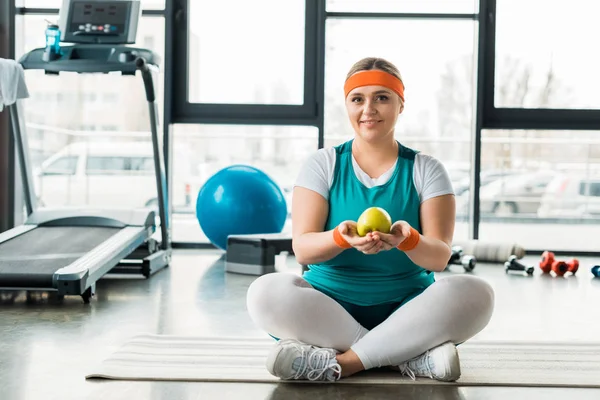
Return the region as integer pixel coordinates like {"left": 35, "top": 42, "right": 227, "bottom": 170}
{"left": 1, "top": 249, "right": 599, "bottom": 400}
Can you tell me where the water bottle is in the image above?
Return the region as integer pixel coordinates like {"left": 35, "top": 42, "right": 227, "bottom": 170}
{"left": 43, "top": 23, "right": 62, "bottom": 62}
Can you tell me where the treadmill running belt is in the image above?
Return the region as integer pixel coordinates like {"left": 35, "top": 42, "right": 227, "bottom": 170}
{"left": 0, "top": 226, "right": 121, "bottom": 288}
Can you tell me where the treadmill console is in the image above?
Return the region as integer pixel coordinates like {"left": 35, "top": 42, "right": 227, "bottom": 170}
{"left": 58, "top": 0, "right": 141, "bottom": 44}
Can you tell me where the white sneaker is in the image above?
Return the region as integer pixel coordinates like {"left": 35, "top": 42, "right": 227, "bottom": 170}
{"left": 397, "top": 342, "right": 461, "bottom": 382}
{"left": 265, "top": 339, "right": 341, "bottom": 381}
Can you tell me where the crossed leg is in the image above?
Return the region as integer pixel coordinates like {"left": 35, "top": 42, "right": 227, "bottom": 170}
{"left": 246, "top": 272, "right": 494, "bottom": 378}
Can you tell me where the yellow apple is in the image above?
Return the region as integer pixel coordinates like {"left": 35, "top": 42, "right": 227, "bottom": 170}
{"left": 356, "top": 207, "right": 392, "bottom": 236}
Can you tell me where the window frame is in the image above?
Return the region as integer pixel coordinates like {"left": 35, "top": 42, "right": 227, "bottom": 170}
{"left": 1, "top": 0, "right": 17, "bottom": 231}
{"left": 481, "top": 0, "right": 600, "bottom": 131}
{"left": 169, "top": 0, "right": 322, "bottom": 126}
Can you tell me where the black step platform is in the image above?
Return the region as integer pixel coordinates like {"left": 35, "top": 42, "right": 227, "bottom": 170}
{"left": 226, "top": 233, "right": 294, "bottom": 276}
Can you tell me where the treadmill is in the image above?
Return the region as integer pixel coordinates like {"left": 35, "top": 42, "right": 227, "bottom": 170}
{"left": 0, "top": 0, "right": 171, "bottom": 303}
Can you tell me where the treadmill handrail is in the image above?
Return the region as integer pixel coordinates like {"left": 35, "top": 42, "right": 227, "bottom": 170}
{"left": 136, "top": 56, "right": 169, "bottom": 249}
{"left": 135, "top": 57, "right": 155, "bottom": 102}
{"left": 9, "top": 103, "right": 37, "bottom": 216}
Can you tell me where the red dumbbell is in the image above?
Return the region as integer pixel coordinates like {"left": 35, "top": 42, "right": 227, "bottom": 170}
{"left": 539, "top": 251, "right": 579, "bottom": 277}
{"left": 539, "top": 251, "right": 554, "bottom": 273}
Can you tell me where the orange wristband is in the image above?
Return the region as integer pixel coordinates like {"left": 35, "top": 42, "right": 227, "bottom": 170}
{"left": 396, "top": 227, "right": 420, "bottom": 252}
{"left": 333, "top": 226, "right": 352, "bottom": 249}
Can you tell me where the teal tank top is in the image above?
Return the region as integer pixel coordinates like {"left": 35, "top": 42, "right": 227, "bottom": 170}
{"left": 303, "top": 140, "right": 435, "bottom": 306}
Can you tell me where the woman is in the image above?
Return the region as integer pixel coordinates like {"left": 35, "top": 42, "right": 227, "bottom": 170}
{"left": 246, "top": 57, "right": 494, "bottom": 382}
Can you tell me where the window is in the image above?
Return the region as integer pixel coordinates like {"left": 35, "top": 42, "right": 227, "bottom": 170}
{"left": 171, "top": 124, "right": 318, "bottom": 243}
{"left": 43, "top": 156, "right": 78, "bottom": 175}
{"left": 187, "top": 0, "right": 305, "bottom": 105}
{"left": 495, "top": 0, "right": 600, "bottom": 109}
{"left": 326, "top": 0, "right": 477, "bottom": 13}
{"left": 590, "top": 183, "right": 600, "bottom": 197}
{"left": 579, "top": 181, "right": 600, "bottom": 197}
{"left": 86, "top": 156, "right": 128, "bottom": 174}
{"left": 588, "top": 183, "right": 600, "bottom": 197}
{"left": 130, "top": 157, "right": 154, "bottom": 172}
{"left": 479, "top": 129, "right": 600, "bottom": 252}
{"left": 324, "top": 18, "right": 475, "bottom": 241}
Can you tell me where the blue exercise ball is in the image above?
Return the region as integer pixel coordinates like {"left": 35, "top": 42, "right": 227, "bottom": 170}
{"left": 196, "top": 165, "right": 288, "bottom": 250}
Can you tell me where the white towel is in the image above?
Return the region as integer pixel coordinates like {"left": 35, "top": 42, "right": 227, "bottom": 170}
{"left": 0, "top": 58, "right": 30, "bottom": 112}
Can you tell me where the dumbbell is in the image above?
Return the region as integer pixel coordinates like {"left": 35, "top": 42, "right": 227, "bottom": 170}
{"left": 448, "top": 246, "right": 476, "bottom": 272}
{"left": 591, "top": 265, "right": 600, "bottom": 278}
{"left": 539, "top": 251, "right": 579, "bottom": 277}
{"left": 504, "top": 255, "right": 534, "bottom": 275}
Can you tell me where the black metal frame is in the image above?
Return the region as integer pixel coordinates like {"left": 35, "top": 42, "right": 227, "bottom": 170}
{"left": 15, "top": 7, "right": 164, "bottom": 16}
{"left": 7, "top": 0, "right": 600, "bottom": 255}
{"left": 469, "top": 0, "right": 490, "bottom": 240}
{"left": 0, "top": 0, "right": 16, "bottom": 233}
{"left": 327, "top": 12, "right": 478, "bottom": 20}
{"left": 163, "top": 0, "right": 175, "bottom": 237}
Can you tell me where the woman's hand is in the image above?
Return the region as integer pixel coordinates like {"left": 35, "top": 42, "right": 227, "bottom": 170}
{"left": 376, "top": 220, "right": 413, "bottom": 250}
{"left": 337, "top": 220, "right": 384, "bottom": 254}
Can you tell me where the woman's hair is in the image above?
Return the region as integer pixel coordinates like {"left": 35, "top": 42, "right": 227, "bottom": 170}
{"left": 345, "top": 57, "right": 403, "bottom": 83}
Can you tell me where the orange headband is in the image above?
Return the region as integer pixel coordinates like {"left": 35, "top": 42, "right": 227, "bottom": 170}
{"left": 344, "top": 70, "right": 405, "bottom": 102}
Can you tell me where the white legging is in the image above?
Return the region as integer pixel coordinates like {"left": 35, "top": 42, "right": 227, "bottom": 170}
{"left": 246, "top": 272, "right": 494, "bottom": 369}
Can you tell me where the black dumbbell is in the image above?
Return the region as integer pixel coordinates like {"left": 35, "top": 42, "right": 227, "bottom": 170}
{"left": 448, "top": 246, "right": 476, "bottom": 272}
{"left": 592, "top": 265, "right": 600, "bottom": 278}
{"left": 448, "top": 246, "right": 463, "bottom": 264}
{"left": 505, "top": 255, "right": 534, "bottom": 275}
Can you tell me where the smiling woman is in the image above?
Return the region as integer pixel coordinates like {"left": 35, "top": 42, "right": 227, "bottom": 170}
{"left": 343, "top": 58, "right": 405, "bottom": 153}
{"left": 245, "top": 56, "right": 494, "bottom": 384}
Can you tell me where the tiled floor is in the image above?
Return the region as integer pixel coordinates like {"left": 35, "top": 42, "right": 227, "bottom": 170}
{"left": 1, "top": 249, "right": 599, "bottom": 400}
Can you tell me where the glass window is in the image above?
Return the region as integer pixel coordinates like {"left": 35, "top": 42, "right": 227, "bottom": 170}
{"left": 579, "top": 181, "right": 600, "bottom": 197}
{"left": 589, "top": 182, "right": 600, "bottom": 197}
{"left": 42, "top": 156, "right": 78, "bottom": 175}
{"left": 171, "top": 124, "right": 318, "bottom": 243}
{"left": 326, "top": 0, "right": 478, "bottom": 13}
{"left": 130, "top": 156, "right": 155, "bottom": 172}
{"left": 187, "top": 0, "right": 305, "bottom": 105}
{"left": 86, "top": 156, "right": 128, "bottom": 174}
{"left": 17, "top": 0, "right": 165, "bottom": 9}
{"left": 324, "top": 18, "right": 476, "bottom": 241}
{"left": 495, "top": 0, "right": 600, "bottom": 109}
{"left": 479, "top": 129, "right": 600, "bottom": 252}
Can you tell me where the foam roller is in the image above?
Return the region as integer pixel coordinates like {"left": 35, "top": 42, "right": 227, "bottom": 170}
{"left": 452, "top": 240, "right": 526, "bottom": 263}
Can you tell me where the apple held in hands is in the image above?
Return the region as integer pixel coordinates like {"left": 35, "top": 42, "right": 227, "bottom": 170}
{"left": 356, "top": 207, "right": 392, "bottom": 236}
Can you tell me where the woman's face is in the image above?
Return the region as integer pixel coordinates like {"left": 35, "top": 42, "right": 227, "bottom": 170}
{"left": 345, "top": 84, "right": 404, "bottom": 143}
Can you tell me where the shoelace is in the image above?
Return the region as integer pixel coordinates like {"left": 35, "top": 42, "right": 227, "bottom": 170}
{"left": 290, "top": 344, "right": 341, "bottom": 381}
{"left": 398, "top": 364, "right": 417, "bottom": 380}
{"left": 398, "top": 350, "right": 432, "bottom": 381}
